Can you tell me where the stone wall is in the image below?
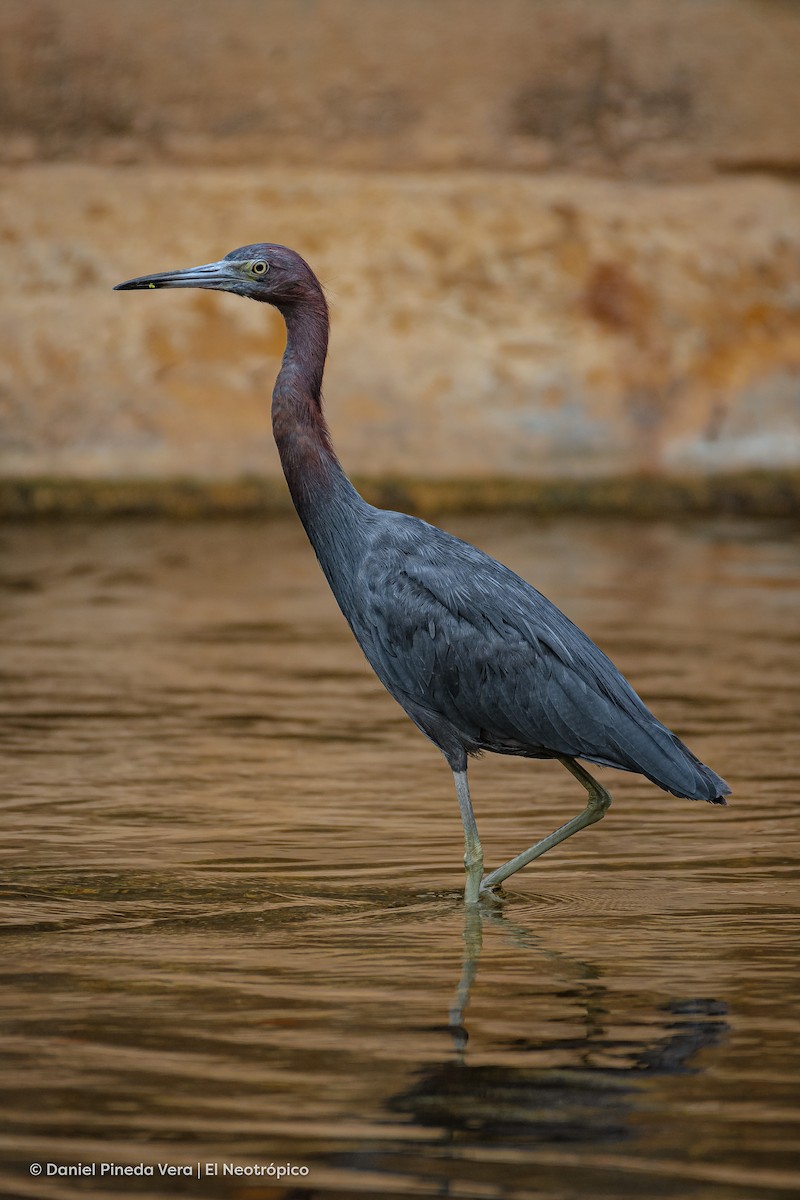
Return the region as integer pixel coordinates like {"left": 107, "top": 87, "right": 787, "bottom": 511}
{"left": 1, "top": 0, "right": 799, "bottom": 498}
{"left": 3, "top": 0, "right": 799, "bottom": 179}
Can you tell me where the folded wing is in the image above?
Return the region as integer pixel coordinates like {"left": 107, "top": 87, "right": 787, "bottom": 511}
{"left": 354, "top": 516, "right": 728, "bottom": 804}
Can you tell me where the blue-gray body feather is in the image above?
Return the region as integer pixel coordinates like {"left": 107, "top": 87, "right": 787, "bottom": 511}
{"left": 305, "top": 489, "right": 729, "bottom": 805}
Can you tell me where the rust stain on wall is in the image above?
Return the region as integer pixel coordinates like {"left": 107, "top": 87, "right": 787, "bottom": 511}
{"left": 1, "top": 167, "right": 798, "bottom": 483}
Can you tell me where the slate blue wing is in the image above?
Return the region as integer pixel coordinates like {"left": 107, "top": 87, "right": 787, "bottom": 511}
{"left": 353, "top": 515, "right": 729, "bottom": 803}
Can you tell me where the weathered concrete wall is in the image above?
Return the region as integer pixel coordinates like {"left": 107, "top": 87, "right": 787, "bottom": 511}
{"left": 2, "top": 0, "right": 799, "bottom": 179}
{"left": 0, "top": 0, "right": 799, "bottom": 497}
{"left": 1, "top": 166, "right": 798, "bottom": 484}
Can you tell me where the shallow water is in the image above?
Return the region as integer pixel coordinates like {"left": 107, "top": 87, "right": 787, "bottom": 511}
{"left": 1, "top": 515, "right": 798, "bottom": 1199}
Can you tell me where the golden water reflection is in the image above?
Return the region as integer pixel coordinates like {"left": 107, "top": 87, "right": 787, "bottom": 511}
{"left": 0, "top": 515, "right": 798, "bottom": 1199}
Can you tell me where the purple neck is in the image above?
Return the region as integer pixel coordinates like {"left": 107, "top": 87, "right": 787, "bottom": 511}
{"left": 271, "top": 289, "right": 370, "bottom": 581}
{"left": 272, "top": 293, "right": 337, "bottom": 510}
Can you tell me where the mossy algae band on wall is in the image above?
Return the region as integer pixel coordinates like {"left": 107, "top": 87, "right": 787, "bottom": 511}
{"left": 2, "top": 471, "right": 798, "bottom": 520}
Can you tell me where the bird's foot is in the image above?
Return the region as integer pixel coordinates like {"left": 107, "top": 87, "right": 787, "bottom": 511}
{"left": 478, "top": 878, "right": 506, "bottom": 904}
{"left": 464, "top": 869, "right": 505, "bottom": 906}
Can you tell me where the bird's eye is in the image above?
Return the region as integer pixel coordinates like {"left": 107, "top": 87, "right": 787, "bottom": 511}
{"left": 251, "top": 260, "right": 270, "bottom": 276}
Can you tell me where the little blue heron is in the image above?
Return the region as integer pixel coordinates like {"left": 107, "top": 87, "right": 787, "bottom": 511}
{"left": 116, "top": 244, "right": 729, "bottom": 903}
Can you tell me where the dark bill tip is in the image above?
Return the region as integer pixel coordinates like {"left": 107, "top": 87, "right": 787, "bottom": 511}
{"left": 113, "top": 275, "right": 165, "bottom": 291}
{"left": 113, "top": 260, "right": 235, "bottom": 292}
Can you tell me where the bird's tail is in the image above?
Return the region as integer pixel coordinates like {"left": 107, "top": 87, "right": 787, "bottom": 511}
{"left": 656, "top": 732, "right": 730, "bottom": 804}
{"left": 600, "top": 718, "right": 730, "bottom": 804}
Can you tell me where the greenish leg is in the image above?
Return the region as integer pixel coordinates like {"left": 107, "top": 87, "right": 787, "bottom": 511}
{"left": 480, "top": 757, "right": 612, "bottom": 894}
{"left": 453, "top": 768, "right": 484, "bottom": 906}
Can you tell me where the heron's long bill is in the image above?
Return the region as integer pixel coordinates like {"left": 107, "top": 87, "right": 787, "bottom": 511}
{"left": 114, "top": 260, "right": 234, "bottom": 291}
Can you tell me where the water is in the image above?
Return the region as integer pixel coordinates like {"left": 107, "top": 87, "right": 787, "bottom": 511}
{"left": 1, "top": 515, "right": 798, "bottom": 1199}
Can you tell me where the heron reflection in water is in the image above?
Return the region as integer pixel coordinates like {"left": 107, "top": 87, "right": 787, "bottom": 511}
{"left": 387, "top": 906, "right": 730, "bottom": 1185}
{"left": 116, "top": 245, "right": 729, "bottom": 903}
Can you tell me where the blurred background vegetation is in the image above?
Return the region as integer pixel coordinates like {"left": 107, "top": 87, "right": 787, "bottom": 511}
{"left": 0, "top": 0, "right": 798, "bottom": 515}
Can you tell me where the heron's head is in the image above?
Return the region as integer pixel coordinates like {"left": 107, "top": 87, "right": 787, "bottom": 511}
{"left": 114, "top": 243, "right": 320, "bottom": 306}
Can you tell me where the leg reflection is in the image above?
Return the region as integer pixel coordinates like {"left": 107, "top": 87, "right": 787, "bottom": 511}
{"left": 448, "top": 903, "right": 483, "bottom": 1056}
{"left": 394, "top": 904, "right": 729, "bottom": 1155}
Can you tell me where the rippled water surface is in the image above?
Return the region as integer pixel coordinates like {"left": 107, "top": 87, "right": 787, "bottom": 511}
{"left": 1, "top": 515, "right": 799, "bottom": 1199}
